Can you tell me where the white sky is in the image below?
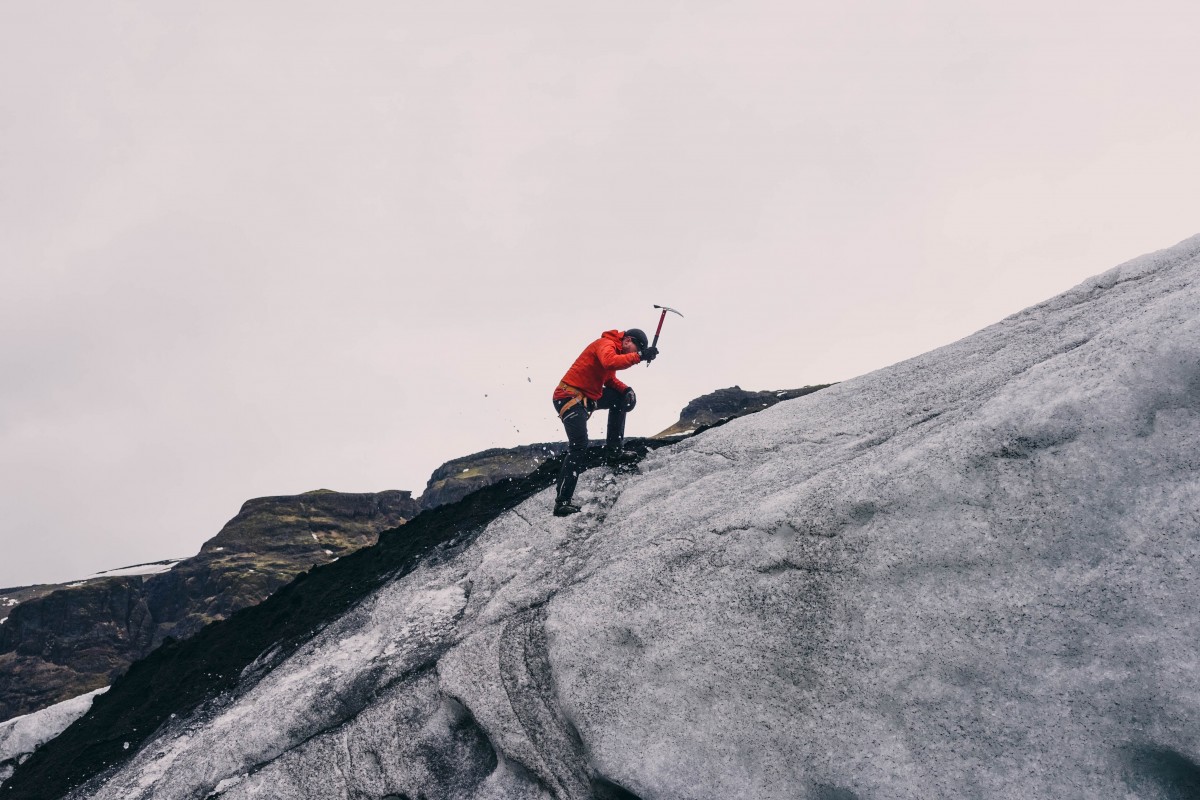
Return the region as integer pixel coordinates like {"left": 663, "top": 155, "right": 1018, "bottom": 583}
{"left": 1, "top": 1, "right": 1197, "bottom": 588}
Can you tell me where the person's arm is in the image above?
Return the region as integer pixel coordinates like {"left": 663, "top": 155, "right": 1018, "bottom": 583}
{"left": 596, "top": 339, "right": 641, "bottom": 371}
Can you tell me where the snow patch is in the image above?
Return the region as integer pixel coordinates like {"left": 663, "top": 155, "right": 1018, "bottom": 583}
{"left": 0, "top": 688, "right": 108, "bottom": 789}
{"left": 90, "top": 560, "right": 183, "bottom": 578}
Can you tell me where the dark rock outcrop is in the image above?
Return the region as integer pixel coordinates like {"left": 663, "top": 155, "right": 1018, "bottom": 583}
{"left": 0, "top": 586, "right": 68, "bottom": 628}
{"left": 144, "top": 489, "right": 419, "bottom": 643}
{"left": 0, "top": 490, "right": 417, "bottom": 722}
{"left": 0, "top": 578, "right": 153, "bottom": 723}
{"left": 653, "top": 384, "right": 831, "bottom": 437}
{"left": 419, "top": 444, "right": 566, "bottom": 510}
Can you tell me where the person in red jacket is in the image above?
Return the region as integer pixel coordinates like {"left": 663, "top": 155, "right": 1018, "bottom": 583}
{"left": 551, "top": 328, "right": 659, "bottom": 516}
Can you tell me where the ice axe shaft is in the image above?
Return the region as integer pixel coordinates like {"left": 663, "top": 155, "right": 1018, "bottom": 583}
{"left": 647, "top": 304, "right": 684, "bottom": 366}
{"left": 651, "top": 304, "right": 684, "bottom": 347}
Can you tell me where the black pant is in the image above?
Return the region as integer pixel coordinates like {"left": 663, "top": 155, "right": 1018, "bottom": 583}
{"left": 553, "top": 386, "right": 627, "bottom": 506}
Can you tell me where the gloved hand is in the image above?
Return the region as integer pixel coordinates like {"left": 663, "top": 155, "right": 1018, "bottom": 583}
{"left": 621, "top": 387, "right": 637, "bottom": 412}
{"left": 640, "top": 346, "right": 659, "bottom": 363}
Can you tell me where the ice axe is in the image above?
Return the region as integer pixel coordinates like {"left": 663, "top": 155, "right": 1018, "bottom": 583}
{"left": 646, "top": 304, "right": 684, "bottom": 366}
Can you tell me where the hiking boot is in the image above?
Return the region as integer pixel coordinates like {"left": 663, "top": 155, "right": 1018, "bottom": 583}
{"left": 553, "top": 502, "right": 582, "bottom": 517}
{"left": 605, "top": 449, "right": 640, "bottom": 474}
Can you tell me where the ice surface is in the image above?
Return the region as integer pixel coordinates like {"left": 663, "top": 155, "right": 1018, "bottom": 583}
{"left": 0, "top": 688, "right": 107, "bottom": 788}
{"left": 72, "top": 236, "right": 1200, "bottom": 799}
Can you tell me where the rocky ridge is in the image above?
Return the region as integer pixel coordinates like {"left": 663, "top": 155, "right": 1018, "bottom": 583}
{"left": 0, "top": 490, "right": 417, "bottom": 722}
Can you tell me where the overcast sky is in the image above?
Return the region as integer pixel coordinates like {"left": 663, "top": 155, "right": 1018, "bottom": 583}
{"left": 2, "top": 1, "right": 1197, "bottom": 588}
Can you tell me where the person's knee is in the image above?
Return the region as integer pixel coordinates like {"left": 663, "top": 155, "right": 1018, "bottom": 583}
{"left": 619, "top": 389, "right": 636, "bottom": 413}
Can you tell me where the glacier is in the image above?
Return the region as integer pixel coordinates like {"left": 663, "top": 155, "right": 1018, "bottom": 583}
{"left": 45, "top": 235, "right": 1200, "bottom": 798}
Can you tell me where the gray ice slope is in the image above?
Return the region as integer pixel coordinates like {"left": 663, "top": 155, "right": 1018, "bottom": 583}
{"left": 76, "top": 235, "right": 1200, "bottom": 799}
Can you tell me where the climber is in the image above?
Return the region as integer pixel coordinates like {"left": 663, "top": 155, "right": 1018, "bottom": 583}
{"left": 551, "top": 328, "right": 658, "bottom": 516}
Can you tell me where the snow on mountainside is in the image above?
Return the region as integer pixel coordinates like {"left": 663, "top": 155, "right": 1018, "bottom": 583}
{"left": 19, "top": 234, "right": 1200, "bottom": 799}
{"left": 0, "top": 688, "right": 106, "bottom": 787}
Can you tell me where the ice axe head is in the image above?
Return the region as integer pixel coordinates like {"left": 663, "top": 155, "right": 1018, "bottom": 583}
{"left": 644, "top": 304, "right": 684, "bottom": 366}
{"left": 651, "top": 304, "right": 684, "bottom": 347}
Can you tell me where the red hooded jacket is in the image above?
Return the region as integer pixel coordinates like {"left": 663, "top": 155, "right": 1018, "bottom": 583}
{"left": 554, "top": 330, "right": 642, "bottom": 401}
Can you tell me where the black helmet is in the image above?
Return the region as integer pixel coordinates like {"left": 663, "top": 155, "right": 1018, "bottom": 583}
{"left": 625, "top": 328, "right": 649, "bottom": 350}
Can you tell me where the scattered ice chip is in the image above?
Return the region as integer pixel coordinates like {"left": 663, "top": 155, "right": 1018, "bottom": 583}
{"left": 213, "top": 775, "right": 246, "bottom": 792}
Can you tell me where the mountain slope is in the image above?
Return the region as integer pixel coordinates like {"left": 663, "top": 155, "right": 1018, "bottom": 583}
{"left": 11, "top": 234, "right": 1200, "bottom": 799}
